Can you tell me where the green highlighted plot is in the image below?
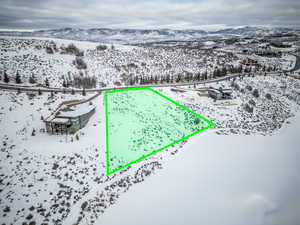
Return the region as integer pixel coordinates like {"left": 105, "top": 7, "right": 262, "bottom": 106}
{"left": 105, "top": 88, "right": 215, "bottom": 175}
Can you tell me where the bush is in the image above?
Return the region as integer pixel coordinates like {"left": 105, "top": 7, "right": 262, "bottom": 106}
{"left": 244, "top": 103, "right": 253, "bottom": 113}
{"left": 96, "top": 45, "right": 107, "bottom": 51}
{"left": 194, "top": 118, "right": 200, "bottom": 125}
{"left": 114, "top": 81, "right": 121, "bottom": 86}
{"left": 76, "top": 51, "right": 84, "bottom": 57}
{"left": 99, "top": 82, "right": 106, "bottom": 87}
{"left": 46, "top": 47, "right": 54, "bottom": 54}
{"left": 249, "top": 99, "right": 256, "bottom": 106}
{"left": 29, "top": 74, "right": 36, "bottom": 84}
{"left": 65, "top": 43, "right": 80, "bottom": 55}
{"left": 74, "top": 57, "right": 87, "bottom": 70}
{"left": 253, "top": 89, "right": 259, "bottom": 98}
{"left": 246, "top": 85, "right": 253, "bottom": 91}
{"left": 234, "top": 83, "right": 240, "bottom": 91}
{"left": 265, "top": 93, "right": 272, "bottom": 100}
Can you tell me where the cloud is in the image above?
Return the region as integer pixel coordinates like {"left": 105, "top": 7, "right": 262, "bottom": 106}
{"left": 0, "top": 0, "right": 299, "bottom": 29}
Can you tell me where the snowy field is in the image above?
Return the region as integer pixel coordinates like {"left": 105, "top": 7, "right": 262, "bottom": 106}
{"left": 105, "top": 88, "right": 213, "bottom": 174}
{"left": 0, "top": 72, "right": 300, "bottom": 225}
{"left": 99, "top": 111, "right": 300, "bottom": 225}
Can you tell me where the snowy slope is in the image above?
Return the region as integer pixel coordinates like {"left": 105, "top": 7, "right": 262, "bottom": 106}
{"left": 98, "top": 113, "right": 300, "bottom": 225}
{"left": 1, "top": 73, "right": 300, "bottom": 224}
{"left": 0, "top": 37, "right": 243, "bottom": 88}
{"left": 0, "top": 31, "right": 300, "bottom": 225}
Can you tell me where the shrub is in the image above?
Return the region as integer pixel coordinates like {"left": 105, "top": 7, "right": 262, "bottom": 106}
{"left": 74, "top": 57, "right": 87, "bottom": 70}
{"left": 96, "top": 45, "right": 107, "bottom": 51}
{"left": 253, "top": 89, "right": 259, "bottom": 98}
{"left": 234, "top": 83, "right": 240, "bottom": 91}
{"left": 249, "top": 99, "right": 256, "bottom": 106}
{"left": 244, "top": 103, "right": 253, "bottom": 113}
{"left": 246, "top": 85, "right": 253, "bottom": 91}
{"left": 29, "top": 74, "right": 36, "bottom": 84}
{"left": 114, "top": 81, "right": 121, "bottom": 86}
{"left": 265, "top": 93, "right": 272, "bottom": 100}
{"left": 46, "top": 47, "right": 54, "bottom": 54}
{"left": 65, "top": 43, "right": 80, "bottom": 55}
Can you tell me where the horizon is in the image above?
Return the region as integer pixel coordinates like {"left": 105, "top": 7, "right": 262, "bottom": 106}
{"left": 0, "top": 24, "right": 299, "bottom": 33}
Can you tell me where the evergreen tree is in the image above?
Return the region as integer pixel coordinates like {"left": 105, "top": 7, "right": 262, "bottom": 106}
{"left": 4, "top": 71, "right": 9, "bottom": 83}
{"left": 195, "top": 73, "right": 201, "bottom": 81}
{"left": 175, "top": 74, "right": 181, "bottom": 83}
{"left": 202, "top": 71, "right": 207, "bottom": 80}
{"left": 15, "top": 71, "right": 22, "bottom": 84}
{"left": 62, "top": 79, "right": 67, "bottom": 88}
{"left": 45, "top": 78, "right": 50, "bottom": 87}
{"left": 221, "top": 67, "right": 227, "bottom": 76}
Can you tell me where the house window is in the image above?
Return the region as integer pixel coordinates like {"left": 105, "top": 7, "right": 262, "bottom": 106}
{"left": 71, "top": 118, "right": 79, "bottom": 125}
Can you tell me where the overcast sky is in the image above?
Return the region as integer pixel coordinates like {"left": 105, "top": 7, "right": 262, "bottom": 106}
{"left": 0, "top": 0, "right": 300, "bottom": 30}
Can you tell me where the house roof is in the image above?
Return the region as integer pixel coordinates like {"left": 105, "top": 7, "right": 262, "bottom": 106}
{"left": 51, "top": 118, "right": 70, "bottom": 124}
{"left": 57, "top": 104, "right": 95, "bottom": 118}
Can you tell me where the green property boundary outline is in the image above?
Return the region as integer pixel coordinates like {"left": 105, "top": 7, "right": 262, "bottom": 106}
{"left": 104, "top": 87, "right": 215, "bottom": 175}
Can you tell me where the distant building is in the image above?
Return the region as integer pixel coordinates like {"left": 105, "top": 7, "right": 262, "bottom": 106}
{"left": 208, "top": 88, "right": 232, "bottom": 100}
{"left": 242, "top": 57, "right": 260, "bottom": 66}
{"left": 44, "top": 102, "right": 95, "bottom": 134}
{"left": 270, "top": 41, "right": 291, "bottom": 48}
{"left": 170, "top": 88, "right": 187, "bottom": 93}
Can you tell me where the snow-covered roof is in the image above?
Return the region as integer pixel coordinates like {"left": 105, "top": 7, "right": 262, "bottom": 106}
{"left": 51, "top": 118, "right": 70, "bottom": 123}
{"left": 57, "top": 104, "right": 95, "bottom": 118}
{"left": 208, "top": 88, "right": 222, "bottom": 94}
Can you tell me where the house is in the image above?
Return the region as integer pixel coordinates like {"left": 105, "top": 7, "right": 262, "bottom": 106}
{"left": 44, "top": 102, "right": 95, "bottom": 134}
{"left": 171, "top": 88, "right": 186, "bottom": 93}
{"left": 208, "top": 88, "right": 232, "bottom": 100}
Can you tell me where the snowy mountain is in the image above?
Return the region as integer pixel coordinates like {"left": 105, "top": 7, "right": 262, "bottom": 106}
{"left": 211, "top": 26, "right": 299, "bottom": 37}
{"left": 0, "top": 26, "right": 298, "bottom": 44}
{"left": 0, "top": 28, "right": 208, "bottom": 44}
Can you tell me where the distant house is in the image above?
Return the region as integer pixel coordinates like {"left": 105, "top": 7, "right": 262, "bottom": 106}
{"left": 208, "top": 88, "right": 232, "bottom": 100}
{"left": 44, "top": 102, "right": 96, "bottom": 134}
{"left": 242, "top": 57, "right": 260, "bottom": 66}
{"left": 270, "top": 41, "right": 291, "bottom": 48}
{"left": 171, "top": 88, "right": 186, "bottom": 93}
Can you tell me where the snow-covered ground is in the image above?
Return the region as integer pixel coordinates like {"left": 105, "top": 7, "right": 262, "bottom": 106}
{"left": 98, "top": 111, "right": 300, "bottom": 225}
{"left": 1, "top": 34, "right": 300, "bottom": 225}
{"left": 1, "top": 73, "right": 300, "bottom": 225}
{"left": 0, "top": 37, "right": 249, "bottom": 88}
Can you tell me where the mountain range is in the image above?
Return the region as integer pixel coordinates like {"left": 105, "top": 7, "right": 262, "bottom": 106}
{"left": 0, "top": 26, "right": 298, "bottom": 44}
